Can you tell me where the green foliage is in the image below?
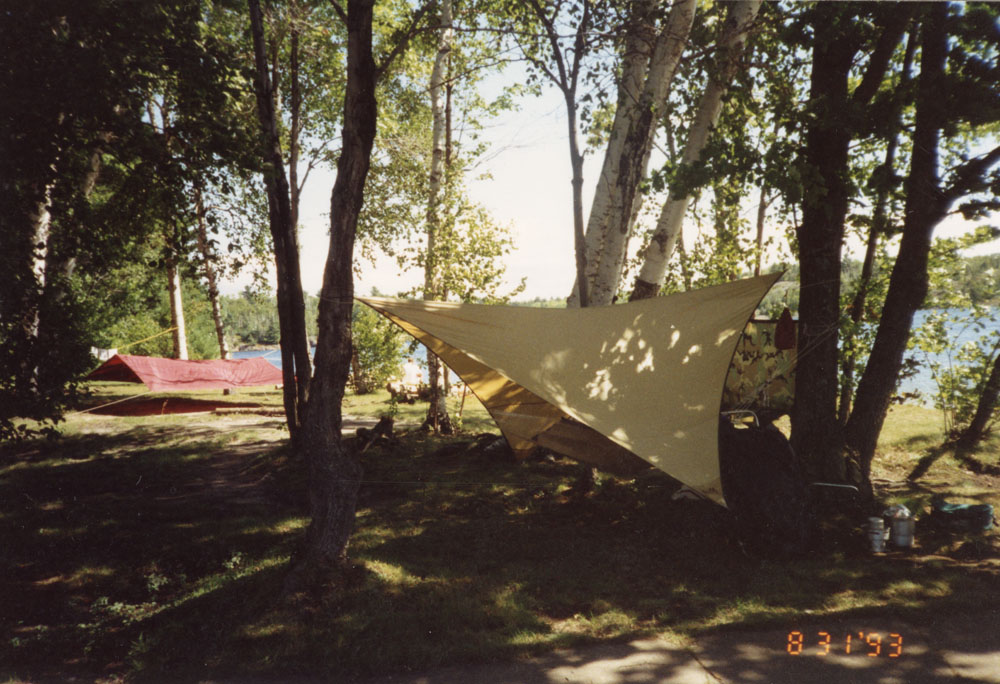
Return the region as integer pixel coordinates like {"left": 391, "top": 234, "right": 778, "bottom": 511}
{"left": 351, "top": 303, "right": 405, "bottom": 393}
{"left": 221, "top": 290, "right": 282, "bottom": 347}
{"left": 912, "top": 306, "right": 1000, "bottom": 437}
{"left": 0, "top": 0, "right": 257, "bottom": 438}
{"left": 219, "top": 290, "right": 319, "bottom": 349}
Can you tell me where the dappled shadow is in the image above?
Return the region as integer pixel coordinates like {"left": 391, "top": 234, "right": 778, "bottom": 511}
{"left": 89, "top": 396, "right": 268, "bottom": 416}
{"left": 909, "top": 441, "right": 1000, "bottom": 481}
{"left": 332, "top": 434, "right": 1000, "bottom": 682}
{"left": 953, "top": 443, "right": 1000, "bottom": 477}
{"left": 908, "top": 445, "right": 952, "bottom": 481}
{"left": 0, "top": 425, "right": 300, "bottom": 682}
{"left": 342, "top": 614, "right": 1000, "bottom": 684}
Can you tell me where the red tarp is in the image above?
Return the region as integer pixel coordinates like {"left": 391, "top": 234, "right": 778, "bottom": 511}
{"left": 86, "top": 354, "right": 283, "bottom": 392}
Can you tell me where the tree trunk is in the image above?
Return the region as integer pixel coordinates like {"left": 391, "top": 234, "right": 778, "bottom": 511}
{"left": 195, "top": 187, "right": 230, "bottom": 359}
{"left": 790, "top": 4, "right": 910, "bottom": 483}
{"left": 752, "top": 183, "right": 768, "bottom": 278}
{"left": 25, "top": 186, "right": 52, "bottom": 346}
{"left": 789, "top": 5, "right": 857, "bottom": 481}
{"left": 629, "top": 0, "right": 761, "bottom": 302}
{"left": 837, "top": 30, "right": 916, "bottom": 426}
{"left": 568, "top": 0, "right": 696, "bottom": 307}
{"left": 289, "top": 7, "right": 302, "bottom": 235}
{"left": 423, "top": 0, "right": 454, "bottom": 434}
{"left": 166, "top": 253, "right": 189, "bottom": 360}
{"left": 844, "top": 4, "right": 948, "bottom": 478}
{"left": 959, "top": 348, "right": 1000, "bottom": 449}
{"left": 350, "top": 346, "right": 370, "bottom": 394}
{"left": 289, "top": 0, "right": 377, "bottom": 583}
{"left": 565, "top": 92, "right": 590, "bottom": 310}
{"left": 249, "top": 0, "right": 312, "bottom": 436}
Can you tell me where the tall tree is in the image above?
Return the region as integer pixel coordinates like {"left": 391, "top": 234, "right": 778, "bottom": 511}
{"left": 569, "top": 0, "right": 696, "bottom": 307}
{"left": 844, "top": 2, "right": 1000, "bottom": 478}
{"left": 837, "top": 27, "right": 917, "bottom": 425}
{"left": 194, "top": 186, "right": 231, "bottom": 359}
{"left": 423, "top": 0, "right": 456, "bottom": 434}
{"left": 628, "top": 0, "right": 761, "bottom": 301}
{"left": 513, "top": 0, "right": 617, "bottom": 308}
{"left": 248, "top": 0, "right": 313, "bottom": 437}
{"left": 289, "top": 0, "right": 432, "bottom": 582}
{"left": 790, "top": 3, "right": 910, "bottom": 482}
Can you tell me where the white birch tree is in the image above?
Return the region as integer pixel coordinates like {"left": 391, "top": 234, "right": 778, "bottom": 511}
{"left": 423, "top": 0, "right": 455, "bottom": 433}
{"left": 630, "top": 0, "right": 761, "bottom": 300}
{"left": 166, "top": 249, "right": 190, "bottom": 360}
{"left": 568, "top": 0, "right": 696, "bottom": 307}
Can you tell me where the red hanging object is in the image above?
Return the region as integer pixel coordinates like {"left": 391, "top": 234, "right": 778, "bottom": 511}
{"left": 775, "top": 307, "right": 797, "bottom": 350}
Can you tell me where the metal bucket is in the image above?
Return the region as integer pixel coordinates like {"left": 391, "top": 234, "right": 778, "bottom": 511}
{"left": 891, "top": 516, "right": 915, "bottom": 548}
{"left": 868, "top": 517, "right": 886, "bottom": 552}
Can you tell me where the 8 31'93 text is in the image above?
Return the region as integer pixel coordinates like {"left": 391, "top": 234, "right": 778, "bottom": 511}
{"left": 786, "top": 631, "right": 903, "bottom": 657}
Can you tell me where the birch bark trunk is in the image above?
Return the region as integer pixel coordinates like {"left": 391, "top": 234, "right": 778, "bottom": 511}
{"left": 423, "top": 0, "right": 454, "bottom": 433}
{"left": 194, "top": 188, "right": 230, "bottom": 360}
{"left": 567, "top": 0, "right": 695, "bottom": 307}
{"left": 630, "top": 0, "right": 761, "bottom": 301}
{"left": 25, "top": 186, "right": 52, "bottom": 346}
{"left": 167, "top": 254, "right": 189, "bottom": 360}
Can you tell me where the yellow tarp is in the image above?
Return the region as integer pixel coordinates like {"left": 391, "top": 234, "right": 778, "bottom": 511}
{"left": 359, "top": 273, "right": 780, "bottom": 506}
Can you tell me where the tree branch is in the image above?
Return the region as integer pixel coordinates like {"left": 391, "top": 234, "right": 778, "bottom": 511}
{"left": 327, "top": 0, "right": 347, "bottom": 24}
{"left": 850, "top": 7, "right": 914, "bottom": 107}
{"left": 941, "top": 144, "right": 1000, "bottom": 207}
{"left": 526, "top": 0, "right": 570, "bottom": 91}
{"left": 375, "top": 1, "right": 434, "bottom": 79}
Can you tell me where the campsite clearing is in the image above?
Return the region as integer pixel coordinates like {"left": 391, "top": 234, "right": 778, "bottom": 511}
{"left": 1, "top": 384, "right": 998, "bottom": 683}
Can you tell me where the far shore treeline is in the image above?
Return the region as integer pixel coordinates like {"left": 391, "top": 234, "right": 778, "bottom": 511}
{"left": 212, "top": 253, "right": 1000, "bottom": 353}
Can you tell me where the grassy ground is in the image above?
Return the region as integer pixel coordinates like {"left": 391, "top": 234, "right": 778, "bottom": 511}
{"left": 1, "top": 385, "right": 998, "bottom": 683}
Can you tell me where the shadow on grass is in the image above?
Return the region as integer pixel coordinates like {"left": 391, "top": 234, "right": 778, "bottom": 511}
{"left": 908, "top": 440, "right": 1000, "bottom": 481}
{"left": 0, "top": 422, "right": 304, "bottom": 683}
{"left": 3, "top": 424, "right": 999, "bottom": 683}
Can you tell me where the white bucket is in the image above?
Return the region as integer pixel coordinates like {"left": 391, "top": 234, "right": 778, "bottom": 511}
{"left": 891, "top": 517, "right": 915, "bottom": 548}
{"left": 868, "top": 517, "right": 886, "bottom": 552}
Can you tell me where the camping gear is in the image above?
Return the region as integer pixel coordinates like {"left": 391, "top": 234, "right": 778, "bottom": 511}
{"left": 868, "top": 517, "right": 887, "bottom": 552}
{"left": 359, "top": 273, "right": 782, "bottom": 506}
{"left": 931, "top": 500, "right": 995, "bottom": 532}
{"left": 890, "top": 517, "right": 915, "bottom": 548}
{"left": 718, "top": 418, "right": 809, "bottom": 556}
{"left": 883, "top": 504, "right": 915, "bottom": 548}
{"left": 86, "top": 354, "right": 283, "bottom": 392}
{"left": 723, "top": 320, "right": 796, "bottom": 416}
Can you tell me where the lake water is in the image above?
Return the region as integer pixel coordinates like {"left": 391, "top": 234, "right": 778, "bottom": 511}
{"left": 235, "top": 307, "right": 999, "bottom": 407}
{"left": 899, "top": 308, "right": 1000, "bottom": 404}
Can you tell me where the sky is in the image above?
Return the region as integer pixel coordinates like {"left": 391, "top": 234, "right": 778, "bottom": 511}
{"left": 252, "top": 83, "right": 590, "bottom": 302}
{"left": 220, "top": 73, "right": 1000, "bottom": 302}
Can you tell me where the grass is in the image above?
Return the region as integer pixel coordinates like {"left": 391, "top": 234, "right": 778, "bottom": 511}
{"left": 2, "top": 385, "right": 999, "bottom": 682}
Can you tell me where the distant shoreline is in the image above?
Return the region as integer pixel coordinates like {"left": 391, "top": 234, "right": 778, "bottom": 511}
{"left": 237, "top": 344, "right": 280, "bottom": 352}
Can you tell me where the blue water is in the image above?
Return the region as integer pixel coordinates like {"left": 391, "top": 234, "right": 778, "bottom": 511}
{"left": 899, "top": 308, "right": 1000, "bottom": 404}
{"left": 233, "top": 349, "right": 285, "bottom": 365}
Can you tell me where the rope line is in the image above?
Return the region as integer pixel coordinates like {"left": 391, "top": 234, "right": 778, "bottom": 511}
{"left": 117, "top": 327, "right": 178, "bottom": 352}
{"left": 68, "top": 389, "right": 155, "bottom": 416}
{"left": 337, "top": 478, "right": 562, "bottom": 488}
